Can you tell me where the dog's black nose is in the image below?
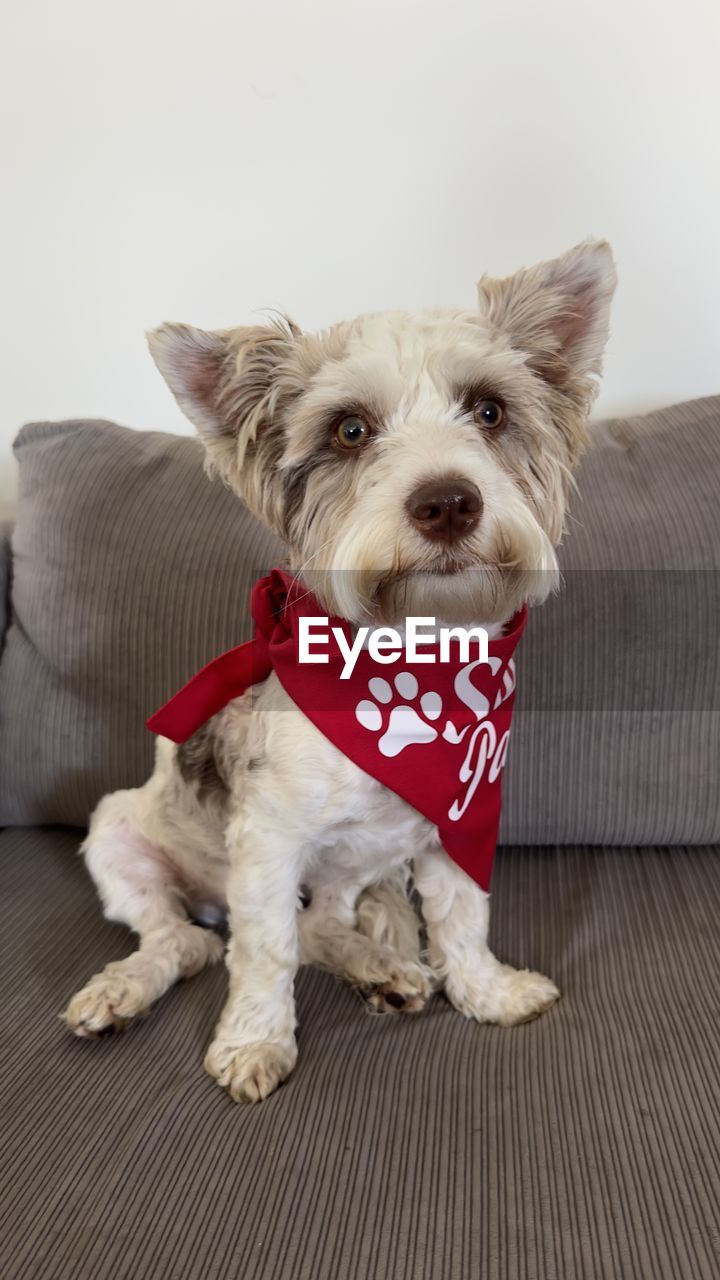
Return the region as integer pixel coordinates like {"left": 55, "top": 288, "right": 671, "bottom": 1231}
{"left": 406, "top": 478, "right": 483, "bottom": 544}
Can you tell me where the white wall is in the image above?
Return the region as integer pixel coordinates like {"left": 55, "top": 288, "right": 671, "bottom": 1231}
{"left": 2, "top": 0, "right": 719, "bottom": 502}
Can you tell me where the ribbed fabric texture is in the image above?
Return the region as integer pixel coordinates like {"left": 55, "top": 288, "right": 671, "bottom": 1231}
{"left": 501, "top": 395, "right": 720, "bottom": 844}
{"left": 0, "top": 517, "right": 11, "bottom": 663}
{"left": 0, "top": 420, "right": 282, "bottom": 824}
{"left": 1, "top": 399, "right": 719, "bottom": 843}
{"left": 1, "top": 828, "right": 718, "bottom": 1280}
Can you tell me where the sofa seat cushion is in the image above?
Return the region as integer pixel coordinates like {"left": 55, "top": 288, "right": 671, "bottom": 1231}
{"left": 1, "top": 829, "right": 718, "bottom": 1279}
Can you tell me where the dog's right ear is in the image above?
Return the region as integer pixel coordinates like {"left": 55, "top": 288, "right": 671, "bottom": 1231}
{"left": 147, "top": 320, "right": 297, "bottom": 476}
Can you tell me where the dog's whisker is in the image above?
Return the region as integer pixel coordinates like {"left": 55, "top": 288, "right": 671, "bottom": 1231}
{"left": 284, "top": 537, "right": 339, "bottom": 606}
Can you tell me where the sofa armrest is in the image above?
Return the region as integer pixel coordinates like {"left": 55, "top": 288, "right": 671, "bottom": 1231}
{"left": 0, "top": 512, "right": 14, "bottom": 659}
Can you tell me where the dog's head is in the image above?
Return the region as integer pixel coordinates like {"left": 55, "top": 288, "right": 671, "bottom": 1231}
{"left": 149, "top": 241, "right": 615, "bottom": 625}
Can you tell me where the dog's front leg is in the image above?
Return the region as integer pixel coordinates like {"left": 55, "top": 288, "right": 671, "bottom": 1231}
{"left": 414, "top": 844, "right": 559, "bottom": 1025}
{"left": 204, "top": 810, "right": 304, "bottom": 1103}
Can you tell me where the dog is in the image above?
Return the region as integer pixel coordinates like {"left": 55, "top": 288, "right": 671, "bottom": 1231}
{"left": 64, "top": 241, "right": 616, "bottom": 1102}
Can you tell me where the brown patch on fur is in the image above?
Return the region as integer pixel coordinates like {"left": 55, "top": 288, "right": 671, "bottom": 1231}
{"left": 280, "top": 456, "right": 329, "bottom": 536}
{"left": 177, "top": 723, "right": 229, "bottom": 803}
{"left": 457, "top": 381, "right": 507, "bottom": 422}
{"left": 211, "top": 318, "right": 336, "bottom": 530}
{"left": 216, "top": 320, "right": 298, "bottom": 436}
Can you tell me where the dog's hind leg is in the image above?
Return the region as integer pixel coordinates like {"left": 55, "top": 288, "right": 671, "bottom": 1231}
{"left": 354, "top": 866, "right": 424, "bottom": 962}
{"left": 299, "top": 878, "right": 432, "bottom": 1014}
{"left": 63, "top": 792, "right": 224, "bottom": 1037}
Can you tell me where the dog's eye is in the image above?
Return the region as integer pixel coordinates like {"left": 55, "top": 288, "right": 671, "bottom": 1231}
{"left": 334, "top": 415, "right": 372, "bottom": 450}
{"left": 474, "top": 399, "right": 505, "bottom": 430}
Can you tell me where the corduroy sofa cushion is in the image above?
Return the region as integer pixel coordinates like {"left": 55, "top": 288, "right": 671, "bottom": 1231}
{"left": 0, "top": 420, "right": 282, "bottom": 825}
{"left": 2, "top": 826, "right": 719, "bottom": 1280}
{"left": 0, "top": 400, "right": 719, "bottom": 839}
{"left": 0, "top": 516, "right": 12, "bottom": 662}
{"left": 503, "top": 396, "right": 720, "bottom": 844}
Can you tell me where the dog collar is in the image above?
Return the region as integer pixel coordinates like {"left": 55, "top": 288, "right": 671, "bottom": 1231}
{"left": 148, "top": 569, "right": 527, "bottom": 890}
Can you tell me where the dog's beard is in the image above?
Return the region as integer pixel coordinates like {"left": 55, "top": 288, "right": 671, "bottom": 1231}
{"left": 298, "top": 505, "right": 559, "bottom": 625}
{"left": 374, "top": 564, "right": 557, "bottom": 625}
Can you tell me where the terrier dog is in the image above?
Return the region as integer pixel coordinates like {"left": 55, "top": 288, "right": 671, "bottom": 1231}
{"left": 64, "top": 241, "right": 616, "bottom": 1103}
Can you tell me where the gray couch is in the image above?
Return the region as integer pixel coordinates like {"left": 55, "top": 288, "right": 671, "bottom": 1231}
{"left": 1, "top": 401, "right": 719, "bottom": 1279}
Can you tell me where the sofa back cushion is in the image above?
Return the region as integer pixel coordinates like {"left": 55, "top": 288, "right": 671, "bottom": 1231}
{"left": 1, "top": 401, "right": 719, "bottom": 843}
{"left": 0, "top": 420, "right": 282, "bottom": 825}
{"left": 503, "top": 397, "right": 720, "bottom": 844}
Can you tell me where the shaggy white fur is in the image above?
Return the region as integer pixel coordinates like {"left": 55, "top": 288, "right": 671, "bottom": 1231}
{"left": 64, "top": 241, "right": 616, "bottom": 1103}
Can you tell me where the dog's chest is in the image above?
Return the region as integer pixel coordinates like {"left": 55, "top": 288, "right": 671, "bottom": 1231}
{"left": 309, "top": 769, "right": 434, "bottom": 883}
{"left": 241, "top": 680, "right": 438, "bottom": 880}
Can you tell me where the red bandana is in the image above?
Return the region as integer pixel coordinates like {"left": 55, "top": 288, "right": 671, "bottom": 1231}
{"left": 147, "top": 569, "right": 527, "bottom": 891}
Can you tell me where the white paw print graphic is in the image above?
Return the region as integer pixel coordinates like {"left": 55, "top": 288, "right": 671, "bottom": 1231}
{"left": 355, "top": 672, "right": 443, "bottom": 758}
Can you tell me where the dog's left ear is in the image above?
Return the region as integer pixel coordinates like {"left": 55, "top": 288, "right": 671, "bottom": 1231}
{"left": 147, "top": 319, "right": 298, "bottom": 477}
{"left": 478, "top": 240, "right": 617, "bottom": 397}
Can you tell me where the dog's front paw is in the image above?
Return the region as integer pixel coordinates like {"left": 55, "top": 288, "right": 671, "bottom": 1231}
{"left": 204, "top": 1038, "right": 298, "bottom": 1103}
{"left": 363, "top": 961, "right": 432, "bottom": 1014}
{"left": 447, "top": 964, "right": 560, "bottom": 1026}
{"left": 63, "top": 968, "right": 151, "bottom": 1037}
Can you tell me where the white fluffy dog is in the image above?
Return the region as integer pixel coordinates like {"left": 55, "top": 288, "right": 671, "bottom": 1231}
{"left": 64, "top": 242, "right": 616, "bottom": 1103}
